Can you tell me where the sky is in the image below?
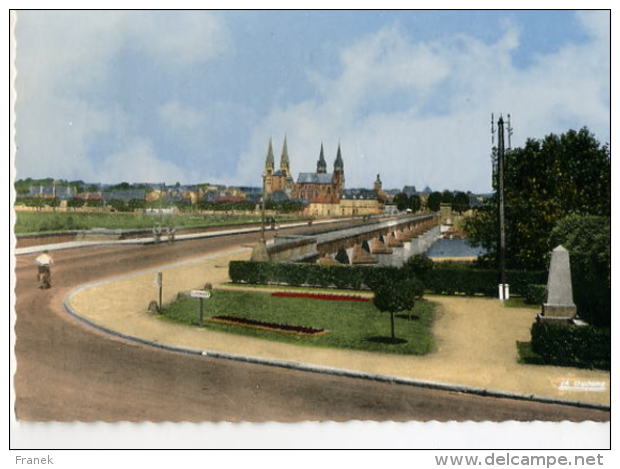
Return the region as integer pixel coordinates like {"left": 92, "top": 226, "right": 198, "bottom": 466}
{"left": 13, "top": 10, "right": 610, "bottom": 192}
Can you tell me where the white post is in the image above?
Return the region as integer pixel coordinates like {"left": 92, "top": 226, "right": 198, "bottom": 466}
{"left": 498, "top": 283, "right": 510, "bottom": 300}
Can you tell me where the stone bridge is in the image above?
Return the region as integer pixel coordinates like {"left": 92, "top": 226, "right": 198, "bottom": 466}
{"left": 251, "top": 214, "right": 440, "bottom": 267}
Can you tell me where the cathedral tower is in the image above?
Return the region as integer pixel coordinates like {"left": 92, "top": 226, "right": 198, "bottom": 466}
{"left": 280, "top": 136, "right": 290, "bottom": 178}
{"left": 332, "top": 143, "right": 345, "bottom": 196}
{"left": 263, "top": 138, "right": 275, "bottom": 196}
{"left": 317, "top": 143, "right": 327, "bottom": 174}
{"left": 374, "top": 173, "right": 382, "bottom": 193}
{"left": 264, "top": 138, "right": 274, "bottom": 176}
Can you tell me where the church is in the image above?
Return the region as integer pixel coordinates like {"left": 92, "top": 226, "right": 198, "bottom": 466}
{"left": 263, "top": 137, "right": 382, "bottom": 217}
{"left": 263, "top": 137, "right": 344, "bottom": 204}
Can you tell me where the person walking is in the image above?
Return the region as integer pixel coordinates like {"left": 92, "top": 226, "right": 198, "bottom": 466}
{"left": 35, "top": 250, "right": 54, "bottom": 289}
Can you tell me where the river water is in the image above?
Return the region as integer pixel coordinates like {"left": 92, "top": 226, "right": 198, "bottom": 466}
{"left": 425, "top": 238, "right": 486, "bottom": 258}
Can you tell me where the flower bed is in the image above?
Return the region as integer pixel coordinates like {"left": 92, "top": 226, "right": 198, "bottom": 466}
{"left": 209, "top": 315, "right": 329, "bottom": 336}
{"left": 271, "top": 291, "right": 370, "bottom": 302}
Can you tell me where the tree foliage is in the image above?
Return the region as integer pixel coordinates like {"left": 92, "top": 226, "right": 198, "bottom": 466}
{"left": 441, "top": 190, "right": 454, "bottom": 206}
{"left": 393, "top": 192, "right": 410, "bottom": 211}
{"left": 408, "top": 194, "right": 421, "bottom": 212}
{"left": 372, "top": 277, "right": 424, "bottom": 339}
{"left": 548, "top": 214, "right": 610, "bottom": 327}
{"left": 403, "top": 254, "right": 434, "bottom": 277}
{"left": 373, "top": 277, "right": 424, "bottom": 313}
{"left": 427, "top": 191, "right": 442, "bottom": 212}
{"left": 452, "top": 191, "right": 470, "bottom": 212}
{"left": 464, "top": 128, "right": 610, "bottom": 270}
{"left": 265, "top": 200, "right": 306, "bottom": 213}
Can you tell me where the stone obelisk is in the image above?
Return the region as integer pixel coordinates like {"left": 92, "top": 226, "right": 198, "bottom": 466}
{"left": 539, "top": 245, "right": 577, "bottom": 322}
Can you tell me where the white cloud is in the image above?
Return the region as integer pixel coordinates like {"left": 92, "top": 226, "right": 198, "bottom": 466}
{"left": 130, "top": 12, "right": 231, "bottom": 66}
{"left": 14, "top": 11, "right": 230, "bottom": 183}
{"left": 97, "top": 139, "right": 186, "bottom": 184}
{"left": 235, "top": 13, "right": 609, "bottom": 192}
{"left": 159, "top": 100, "right": 206, "bottom": 130}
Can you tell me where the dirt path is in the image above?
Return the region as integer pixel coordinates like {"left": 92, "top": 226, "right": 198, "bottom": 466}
{"left": 68, "top": 250, "right": 610, "bottom": 407}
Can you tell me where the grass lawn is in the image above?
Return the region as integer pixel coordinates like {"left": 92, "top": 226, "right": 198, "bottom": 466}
{"left": 15, "top": 211, "right": 303, "bottom": 234}
{"left": 160, "top": 289, "right": 435, "bottom": 355}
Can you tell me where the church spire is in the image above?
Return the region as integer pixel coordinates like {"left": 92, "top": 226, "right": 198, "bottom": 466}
{"left": 334, "top": 143, "right": 344, "bottom": 173}
{"left": 280, "top": 135, "right": 290, "bottom": 177}
{"left": 264, "top": 138, "right": 274, "bottom": 175}
{"left": 317, "top": 142, "right": 327, "bottom": 173}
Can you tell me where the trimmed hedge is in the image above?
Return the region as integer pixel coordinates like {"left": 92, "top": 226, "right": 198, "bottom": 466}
{"left": 524, "top": 284, "right": 547, "bottom": 305}
{"left": 530, "top": 320, "right": 610, "bottom": 370}
{"left": 421, "top": 268, "right": 497, "bottom": 296}
{"left": 229, "top": 261, "right": 408, "bottom": 290}
{"left": 416, "top": 266, "right": 545, "bottom": 297}
{"left": 229, "top": 260, "right": 545, "bottom": 296}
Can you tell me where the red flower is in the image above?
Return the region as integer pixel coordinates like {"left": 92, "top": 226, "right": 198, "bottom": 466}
{"left": 270, "top": 291, "right": 370, "bottom": 302}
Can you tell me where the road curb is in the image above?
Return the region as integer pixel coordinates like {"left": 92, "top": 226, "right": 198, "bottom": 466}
{"left": 62, "top": 256, "right": 610, "bottom": 413}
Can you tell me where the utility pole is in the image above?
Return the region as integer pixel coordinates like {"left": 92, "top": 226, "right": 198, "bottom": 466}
{"left": 497, "top": 115, "right": 507, "bottom": 300}
{"left": 507, "top": 113, "right": 513, "bottom": 150}
{"left": 491, "top": 113, "right": 498, "bottom": 190}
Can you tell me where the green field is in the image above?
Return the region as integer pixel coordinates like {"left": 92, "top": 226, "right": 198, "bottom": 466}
{"left": 160, "top": 289, "right": 435, "bottom": 355}
{"left": 14, "top": 211, "right": 303, "bottom": 234}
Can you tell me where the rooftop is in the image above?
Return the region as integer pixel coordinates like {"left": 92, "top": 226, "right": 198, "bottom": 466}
{"left": 297, "top": 173, "right": 334, "bottom": 185}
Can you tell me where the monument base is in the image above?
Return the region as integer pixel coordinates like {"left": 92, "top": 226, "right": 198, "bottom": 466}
{"left": 541, "top": 303, "right": 577, "bottom": 319}
{"left": 536, "top": 313, "right": 588, "bottom": 326}
{"left": 536, "top": 313, "right": 574, "bottom": 324}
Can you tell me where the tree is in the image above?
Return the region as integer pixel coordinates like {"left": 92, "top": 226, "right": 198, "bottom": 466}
{"left": 408, "top": 194, "right": 421, "bottom": 213}
{"left": 372, "top": 277, "right": 424, "bottom": 341}
{"left": 548, "top": 214, "right": 610, "bottom": 327}
{"left": 453, "top": 191, "right": 470, "bottom": 213}
{"left": 108, "top": 199, "right": 128, "bottom": 212}
{"left": 393, "top": 192, "right": 409, "bottom": 211}
{"left": 427, "top": 191, "right": 442, "bottom": 212}
{"left": 67, "top": 199, "right": 85, "bottom": 208}
{"left": 464, "top": 128, "right": 610, "bottom": 270}
{"left": 441, "top": 190, "right": 454, "bottom": 205}
{"left": 127, "top": 198, "right": 146, "bottom": 211}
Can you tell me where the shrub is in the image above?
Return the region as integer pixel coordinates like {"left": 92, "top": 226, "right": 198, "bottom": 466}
{"left": 404, "top": 255, "right": 434, "bottom": 277}
{"left": 408, "top": 257, "right": 545, "bottom": 296}
{"left": 422, "top": 268, "right": 497, "bottom": 296}
{"left": 524, "top": 284, "right": 547, "bottom": 305}
{"left": 67, "top": 199, "right": 85, "bottom": 208}
{"left": 530, "top": 320, "right": 610, "bottom": 370}
{"left": 108, "top": 199, "right": 128, "bottom": 212}
{"left": 228, "top": 261, "right": 545, "bottom": 297}
{"left": 506, "top": 270, "right": 548, "bottom": 296}
{"left": 229, "top": 261, "right": 410, "bottom": 290}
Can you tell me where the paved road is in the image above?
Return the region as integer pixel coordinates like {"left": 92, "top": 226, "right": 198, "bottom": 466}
{"left": 13, "top": 226, "right": 610, "bottom": 422}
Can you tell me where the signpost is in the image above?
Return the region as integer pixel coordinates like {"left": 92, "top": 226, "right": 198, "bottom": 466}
{"left": 190, "top": 289, "right": 212, "bottom": 325}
